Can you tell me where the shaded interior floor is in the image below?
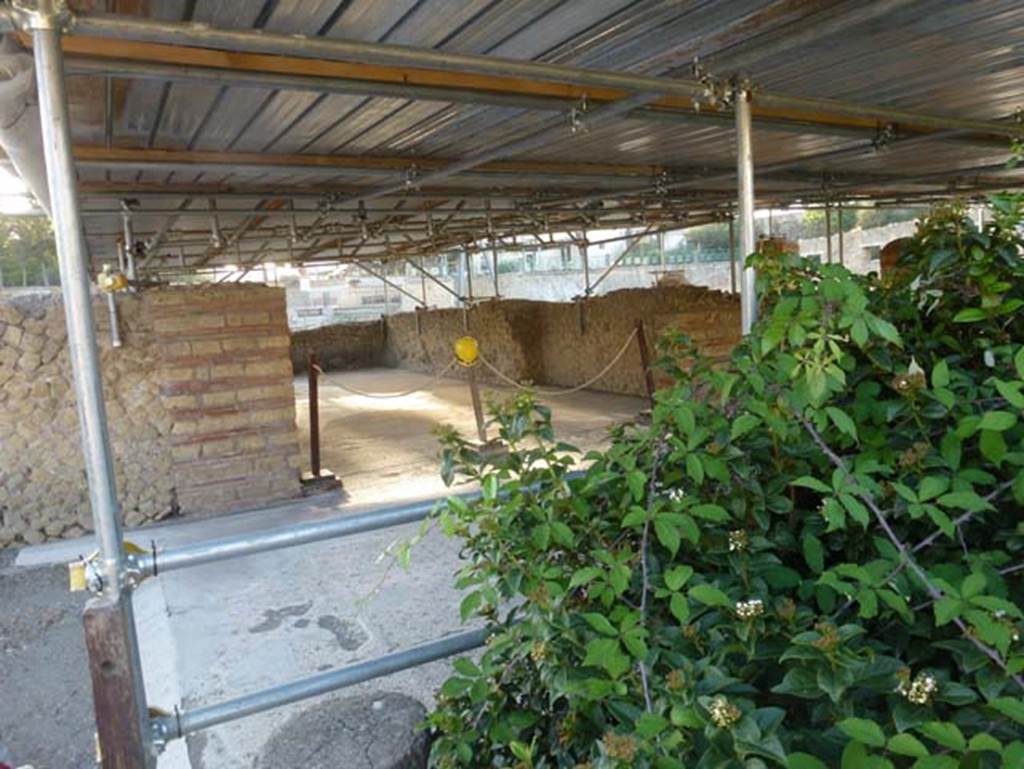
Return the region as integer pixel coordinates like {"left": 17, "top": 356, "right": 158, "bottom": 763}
{"left": 293, "top": 366, "right": 646, "bottom": 503}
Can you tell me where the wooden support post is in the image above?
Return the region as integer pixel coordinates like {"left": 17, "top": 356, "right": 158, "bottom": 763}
{"left": 467, "top": 365, "right": 486, "bottom": 443}
{"left": 634, "top": 319, "right": 656, "bottom": 408}
{"left": 308, "top": 352, "right": 321, "bottom": 478}
{"left": 83, "top": 598, "right": 151, "bottom": 769}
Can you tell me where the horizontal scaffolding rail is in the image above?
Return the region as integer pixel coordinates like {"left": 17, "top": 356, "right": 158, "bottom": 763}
{"left": 136, "top": 491, "right": 480, "bottom": 577}
{"left": 151, "top": 628, "right": 490, "bottom": 742}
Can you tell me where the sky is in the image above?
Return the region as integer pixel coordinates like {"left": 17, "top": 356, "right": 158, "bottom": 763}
{"left": 0, "top": 166, "right": 38, "bottom": 215}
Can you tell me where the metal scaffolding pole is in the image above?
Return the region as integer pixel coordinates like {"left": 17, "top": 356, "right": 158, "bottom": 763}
{"left": 121, "top": 204, "right": 136, "bottom": 281}
{"left": 825, "top": 202, "right": 833, "bottom": 264}
{"left": 728, "top": 216, "right": 737, "bottom": 295}
{"left": 27, "top": 6, "right": 151, "bottom": 766}
{"left": 837, "top": 202, "right": 845, "bottom": 265}
{"left": 735, "top": 88, "right": 757, "bottom": 334}
{"left": 152, "top": 629, "right": 489, "bottom": 742}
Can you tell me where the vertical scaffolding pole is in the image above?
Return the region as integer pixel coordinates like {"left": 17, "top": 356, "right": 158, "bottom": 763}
{"left": 728, "top": 216, "right": 737, "bottom": 295}
{"left": 29, "top": 9, "right": 151, "bottom": 767}
{"left": 121, "top": 207, "right": 136, "bottom": 281}
{"left": 490, "top": 243, "right": 500, "bottom": 298}
{"left": 837, "top": 202, "right": 845, "bottom": 265}
{"left": 824, "top": 202, "right": 833, "bottom": 264}
{"left": 735, "top": 88, "right": 757, "bottom": 334}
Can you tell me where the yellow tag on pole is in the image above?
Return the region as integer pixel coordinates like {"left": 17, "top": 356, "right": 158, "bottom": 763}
{"left": 454, "top": 336, "right": 479, "bottom": 367}
{"left": 68, "top": 561, "right": 87, "bottom": 592}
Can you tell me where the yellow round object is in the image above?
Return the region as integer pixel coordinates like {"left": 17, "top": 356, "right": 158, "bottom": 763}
{"left": 98, "top": 271, "right": 128, "bottom": 293}
{"left": 454, "top": 335, "right": 479, "bottom": 366}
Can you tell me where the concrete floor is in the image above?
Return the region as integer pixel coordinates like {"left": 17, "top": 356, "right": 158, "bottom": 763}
{"left": 12, "top": 368, "right": 643, "bottom": 768}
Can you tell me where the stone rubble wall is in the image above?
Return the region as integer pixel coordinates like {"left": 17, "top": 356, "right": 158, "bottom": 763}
{"left": 296, "top": 284, "right": 741, "bottom": 397}
{"left": 0, "top": 285, "right": 302, "bottom": 548}
{"left": 290, "top": 319, "right": 385, "bottom": 374}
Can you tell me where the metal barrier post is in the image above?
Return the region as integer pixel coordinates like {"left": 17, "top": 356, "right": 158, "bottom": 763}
{"left": 25, "top": 4, "right": 151, "bottom": 766}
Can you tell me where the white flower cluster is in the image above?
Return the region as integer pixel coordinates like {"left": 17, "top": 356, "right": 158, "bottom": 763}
{"left": 728, "top": 529, "right": 749, "bottom": 552}
{"left": 897, "top": 672, "right": 939, "bottom": 705}
{"left": 734, "top": 598, "right": 764, "bottom": 620}
{"left": 667, "top": 488, "right": 686, "bottom": 503}
{"left": 708, "top": 696, "right": 742, "bottom": 729}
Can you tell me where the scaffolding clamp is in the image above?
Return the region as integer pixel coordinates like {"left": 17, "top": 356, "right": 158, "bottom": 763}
{"left": 68, "top": 541, "right": 152, "bottom": 594}
{"left": 9, "top": 0, "right": 72, "bottom": 32}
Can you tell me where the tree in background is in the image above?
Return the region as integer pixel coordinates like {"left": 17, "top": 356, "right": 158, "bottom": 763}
{"left": 0, "top": 216, "right": 57, "bottom": 287}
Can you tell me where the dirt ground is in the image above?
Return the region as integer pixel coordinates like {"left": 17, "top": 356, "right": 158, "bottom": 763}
{"left": 0, "top": 550, "right": 93, "bottom": 769}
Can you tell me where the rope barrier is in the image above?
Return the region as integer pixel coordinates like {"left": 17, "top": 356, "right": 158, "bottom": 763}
{"left": 478, "top": 327, "right": 638, "bottom": 398}
{"left": 324, "top": 358, "right": 459, "bottom": 399}
{"left": 316, "top": 326, "right": 637, "bottom": 402}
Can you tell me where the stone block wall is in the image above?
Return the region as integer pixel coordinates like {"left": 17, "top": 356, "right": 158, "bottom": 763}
{"left": 297, "top": 284, "right": 741, "bottom": 397}
{"left": 0, "top": 285, "right": 302, "bottom": 548}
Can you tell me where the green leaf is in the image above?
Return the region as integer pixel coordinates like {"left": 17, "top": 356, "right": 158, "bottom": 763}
{"left": 688, "top": 584, "right": 732, "bottom": 608}
{"left": 802, "top": 534, "right": 825, "bottom": 574}
{"left": 931, "top": 359, "right": 950, "bottom": 388}
{"left": 569, "top": 567, "right": 603, "bottom": 588}
{"left": 691, "top": 503, "right": 730, "bottom": 522}
{"left": 918, "top": 475, "right": 949, "bottom": 502}
{"left": 787, "top": 753, "right": 829, "bottom": 769}
{"left": 664, "top": 565, "right": 694, "bottom": 591}
{"left": 669, "top": 592, "right": 690, "bottom": 624}
{"left": 867, "top": 313, "right": 902, "bottom": 345}
{"left": 918, "top": 721, "right": 966, "bottom": 751}
{"left": 453, "top": 657, "right": 481, "bottom": 678}
{"left": 961, "top": 572, "right": 986, "bottom": 599}
{"left": 887, "top": 733, "right": 929, "bottom": 758}
{"left": 953, "top": 307, "right": 987, "bottom": 323}
{"left": 934, "top": 596, "right": 962, "bottom": 626}
{"left": 938, "top": 490, "right": 991, "bottom": 512}
{"left": 636, "top": 712, "right": 668, "bottom": 738}
{"left": 675, "top": 405, "right": 696, "bottom": 434}
{"left": 459, "top": 591, "right": 483, "bottom": 621}
{"left": 994, "top": 379, "right": 1024, "bottom": 409}
{"left": 979, "top": 410, "right": 1017, "bottom": 431}
{"left": 582, "top": 637, "right": 628, "bottom": 678}
{"left": 839, "top": 494, "right": 870, "bottom": 527}
{"left": 837, "top": 717, "right": 886, "bottom": 748}
{"left": 991, "top": 697, "right": 1024, "bottom": 726}
{"left": 685, "top": 453, "right": 705, "bottom": 485}
{"left": 581, "top": 612, "right": 617, "bottom": 636}
{"left": 968, "top": 733, "right": 1002, "bottom": 752}
{"left": 731, "top": 413, "right": 759, "bottom": 440}
{"left": 627, "top": 470, "right": 647, "bottom": 502}
{"left": 826, "top": 406, "right": 858, "bottom": 441}
{"left": 654, "top": 516, "right": 681, "bottom": 556}
{"left": 792, "top": 475, "right": 832, "bottom": 493}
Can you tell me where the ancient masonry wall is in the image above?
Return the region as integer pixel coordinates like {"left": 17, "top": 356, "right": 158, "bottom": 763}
{"left": 295, "top": 284, "right": 741, "bottom": 397}
{"left": 290, "top": 319, "right": 385, "bottom": 375}
{"left": 0, "top": 285, "right": 302, "bottom": 548}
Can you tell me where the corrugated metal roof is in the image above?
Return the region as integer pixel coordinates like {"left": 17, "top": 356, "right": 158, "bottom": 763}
{"left": 43, "top": 0, "right": 1024, "bottom": 271}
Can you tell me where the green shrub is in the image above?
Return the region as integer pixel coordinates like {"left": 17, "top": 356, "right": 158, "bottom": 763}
{"left": 425, "top": 198, "right": 1024, "bottom": 769}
